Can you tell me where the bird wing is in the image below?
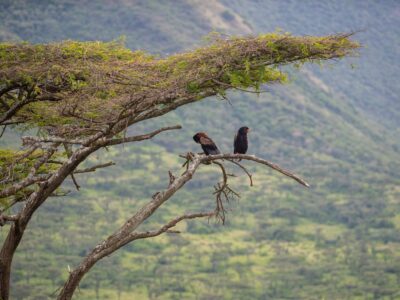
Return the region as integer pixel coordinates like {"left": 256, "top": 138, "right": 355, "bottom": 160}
{"left": 233, "top": 133, "right": 238, "bottom": 152}
{"left": 199, "top": 136, "right": 215, "bottom": 146}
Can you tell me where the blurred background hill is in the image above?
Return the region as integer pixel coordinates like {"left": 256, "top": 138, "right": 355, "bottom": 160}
{"left": 1, "top": 1, "right": 399, "bottom": 299}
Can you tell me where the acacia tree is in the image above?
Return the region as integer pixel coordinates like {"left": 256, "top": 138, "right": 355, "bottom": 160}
{"left": 0, "top": 33, "right": 359, "bottom": 299}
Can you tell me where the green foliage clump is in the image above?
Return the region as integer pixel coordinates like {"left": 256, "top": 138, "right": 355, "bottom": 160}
{"left": 0, "top": 148, "right": 62, "bottom": 208}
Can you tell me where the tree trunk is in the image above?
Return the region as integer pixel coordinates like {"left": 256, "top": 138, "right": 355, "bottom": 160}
{"left": 0, "top": 193, "right": 46, "bottom": 299}
{"left": 0, "top": 146, "right": 97, "bottom": 299}
{"left": 0, "top": 223, "right": 22, "bottom": 300}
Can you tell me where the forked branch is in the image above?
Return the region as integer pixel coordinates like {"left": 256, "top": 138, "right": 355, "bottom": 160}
{"left": 206, "top": 154, "right": 310, "bottom": 187}
{"left": 127, "top": 211, "right": 215, "bottom": 241}
{"left": 227, "top": 159, "right": 253, "bottom": 186}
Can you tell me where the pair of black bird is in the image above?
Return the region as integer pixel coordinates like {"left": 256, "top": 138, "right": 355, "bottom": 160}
{"left": 193, "top": 126, "right": 250, "bottom": 156}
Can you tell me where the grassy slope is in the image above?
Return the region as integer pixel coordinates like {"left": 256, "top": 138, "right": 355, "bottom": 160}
{"left": 1, "top": 1, "right": 400, "bottom": 299}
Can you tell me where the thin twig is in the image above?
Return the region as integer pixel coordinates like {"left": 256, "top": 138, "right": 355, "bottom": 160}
{"left": 203, "top": 154, "right": 310, "bottom": 187}
{"left": 22, "top": 136, "right": 86, "bottom": 146}
{"left": 226, "top": 159, "right": 253, "bottom": 186}
{"left": 74, "top": 162, "right": 115, "bottom": 174}
{"left": 212, "top": 79, "right": 267, "bottom": 94}
{"left": 63, "top": 143, "right": 80, "bottom": 191}
{"left": 212, "top": 161, "right": 229, "bottom": 223}
{"left": 104, "top": 125, "right": 182, "bottom": 146}
{"left": 127, "top": 211, "right": 215, "bottom": 241}
{"left": 0, "top": 125, "right": 6, "bottom": 138}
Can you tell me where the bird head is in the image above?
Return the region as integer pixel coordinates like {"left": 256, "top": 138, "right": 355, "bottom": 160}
{"left": 238, "top": 126, "right": 250, "bottom": 135}
{"left": 193, "top": 132, "right": 208, "bottom": 143}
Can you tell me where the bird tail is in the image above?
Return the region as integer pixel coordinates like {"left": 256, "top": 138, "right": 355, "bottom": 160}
{"left": 209, "top": 149, "right": 220, "bottom": 155}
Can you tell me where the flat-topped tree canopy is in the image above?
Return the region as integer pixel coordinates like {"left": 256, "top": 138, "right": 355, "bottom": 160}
{"left": 0, "top": 32, "right": 359, "bottom": 206}
{"left": 0, "top": 33, "right": 359, "bottom": 139}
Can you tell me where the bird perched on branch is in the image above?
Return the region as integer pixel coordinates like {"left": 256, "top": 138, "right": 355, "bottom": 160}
{"left": 193, "top": 132, "right": 220, "bottom": 155}
{"left": 234, "top": 126, "right": 250, "bottom": 155}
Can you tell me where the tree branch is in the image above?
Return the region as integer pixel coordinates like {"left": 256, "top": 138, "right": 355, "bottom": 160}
{"left": 0, "top": 125, "right": 6, "bottom": 138}
{"left": 127, "top": 211, "right": 215, "bottom": 241}
{"left": 0, "top": 174, "right": 51, "bottom": 199}
{"left": 0, "top": 190, "right": 34, "bottom": 214}
{"left": 58, "top": 152, "right": 309, "bottom": 299}
{"left": 0, "top": 95, "right": 33, "bottom": 125}
{"left": 73, "top": 162, "right": 115, "bottom": 174}
{"left": 0, "top": 144, "right": 59, "bottom": 198}
{"left": 212, "top": 161, "right": 231, "bottom": 223}
{"left": 0, "top": 85, "right": 19, "bottom": 110}
{"left": 226, "top": 159, "right": 253, "bottom": 186}
{"left": 212, "top": 79, "right": 268, "bottom": 94}
{"left": 103, "top": 125, "right": 182, "bottom": 146}
{"left": 205, "top": 154, "right": 310, "bottom": 187}
{"left": 21, "top": 136, "right": 86, "bottom": 146}
{"left": 0, "top": 214, "right": 19, "bottom": 227}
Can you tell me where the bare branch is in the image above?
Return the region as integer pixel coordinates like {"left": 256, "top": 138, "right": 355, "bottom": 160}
{"left": 227, "top": 159, "right": 253, "bottom": 186}
{"left": 50, "top": 190, "right": 71, "bottom": 197}
{"left": 58, "top": 151, "right": 310, "bottom": 298}
{"left": 70, "top": 175, "right": 80, "bottom": 191}
{"left": 0, "top": 214, "right": 19, "bottom": 227}
{"left": 0, "top": 174, "right": 51, "bottom": 199}
{"left": 73, "top": 162, "right": 115, "bottom": 174}
{"left": 22, "top": 136, "right": 86, "bottom": 146}
{"left": 180, "top": 153, "right": 309, "bottom": 187}
{"left": 15, "top": 145, "right": 40, "bottom": 164}
{"left": 212, "top": 161, "right": 229, "bottom": 223}
{"left": 57, "top": 152, "right": 206, "bottom": 299}
{"left": 168, "top": 171, "right": 175, "bottom": 186}
{"left": 46, "top": 160, "right": 64, "bottom": 165}
{"left": 103, "top": 125, "right": 182, "bottom": 146}
{"left": 204, "top": 154, "right": 310, "bottom": 187}
{"left": 127, "top": 211, "right": 215, "bottom": 241}
{"left": 0, "top": 120, "right": 24, "bottom": 126}
{"left": 0, "top": 125, "right": 6, "bottom": 138}
{"left": 62, "top": 143, "right": 80, "bottom": 191}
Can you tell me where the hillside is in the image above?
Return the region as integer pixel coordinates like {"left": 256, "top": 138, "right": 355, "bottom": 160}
{"left": 1, "top": 1, "right": 399, "bottom": 299}
{"left": 223, "top": 0, "right": 400, "bottom": 131}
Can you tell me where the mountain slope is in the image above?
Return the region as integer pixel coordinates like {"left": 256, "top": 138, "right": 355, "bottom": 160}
{"left": 222, "top": 0, "right": 400, "bottom": 131}
{"left": 0, "top": 1, "right": 399, "bottom": 299}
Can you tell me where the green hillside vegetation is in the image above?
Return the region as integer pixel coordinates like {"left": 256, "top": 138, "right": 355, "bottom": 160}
{"left": 0, "top": 0, "right": 250, "bottom": 53}
{"left": 0, "top": 1, "right": 399, "bottom": 299}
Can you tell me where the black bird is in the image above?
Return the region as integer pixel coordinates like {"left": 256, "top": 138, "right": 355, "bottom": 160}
{"left": 193, "top": 132, "right": 220, "bottom": 155}
{"left": 234, "top": 126, "right": 250, "bottom": 155}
